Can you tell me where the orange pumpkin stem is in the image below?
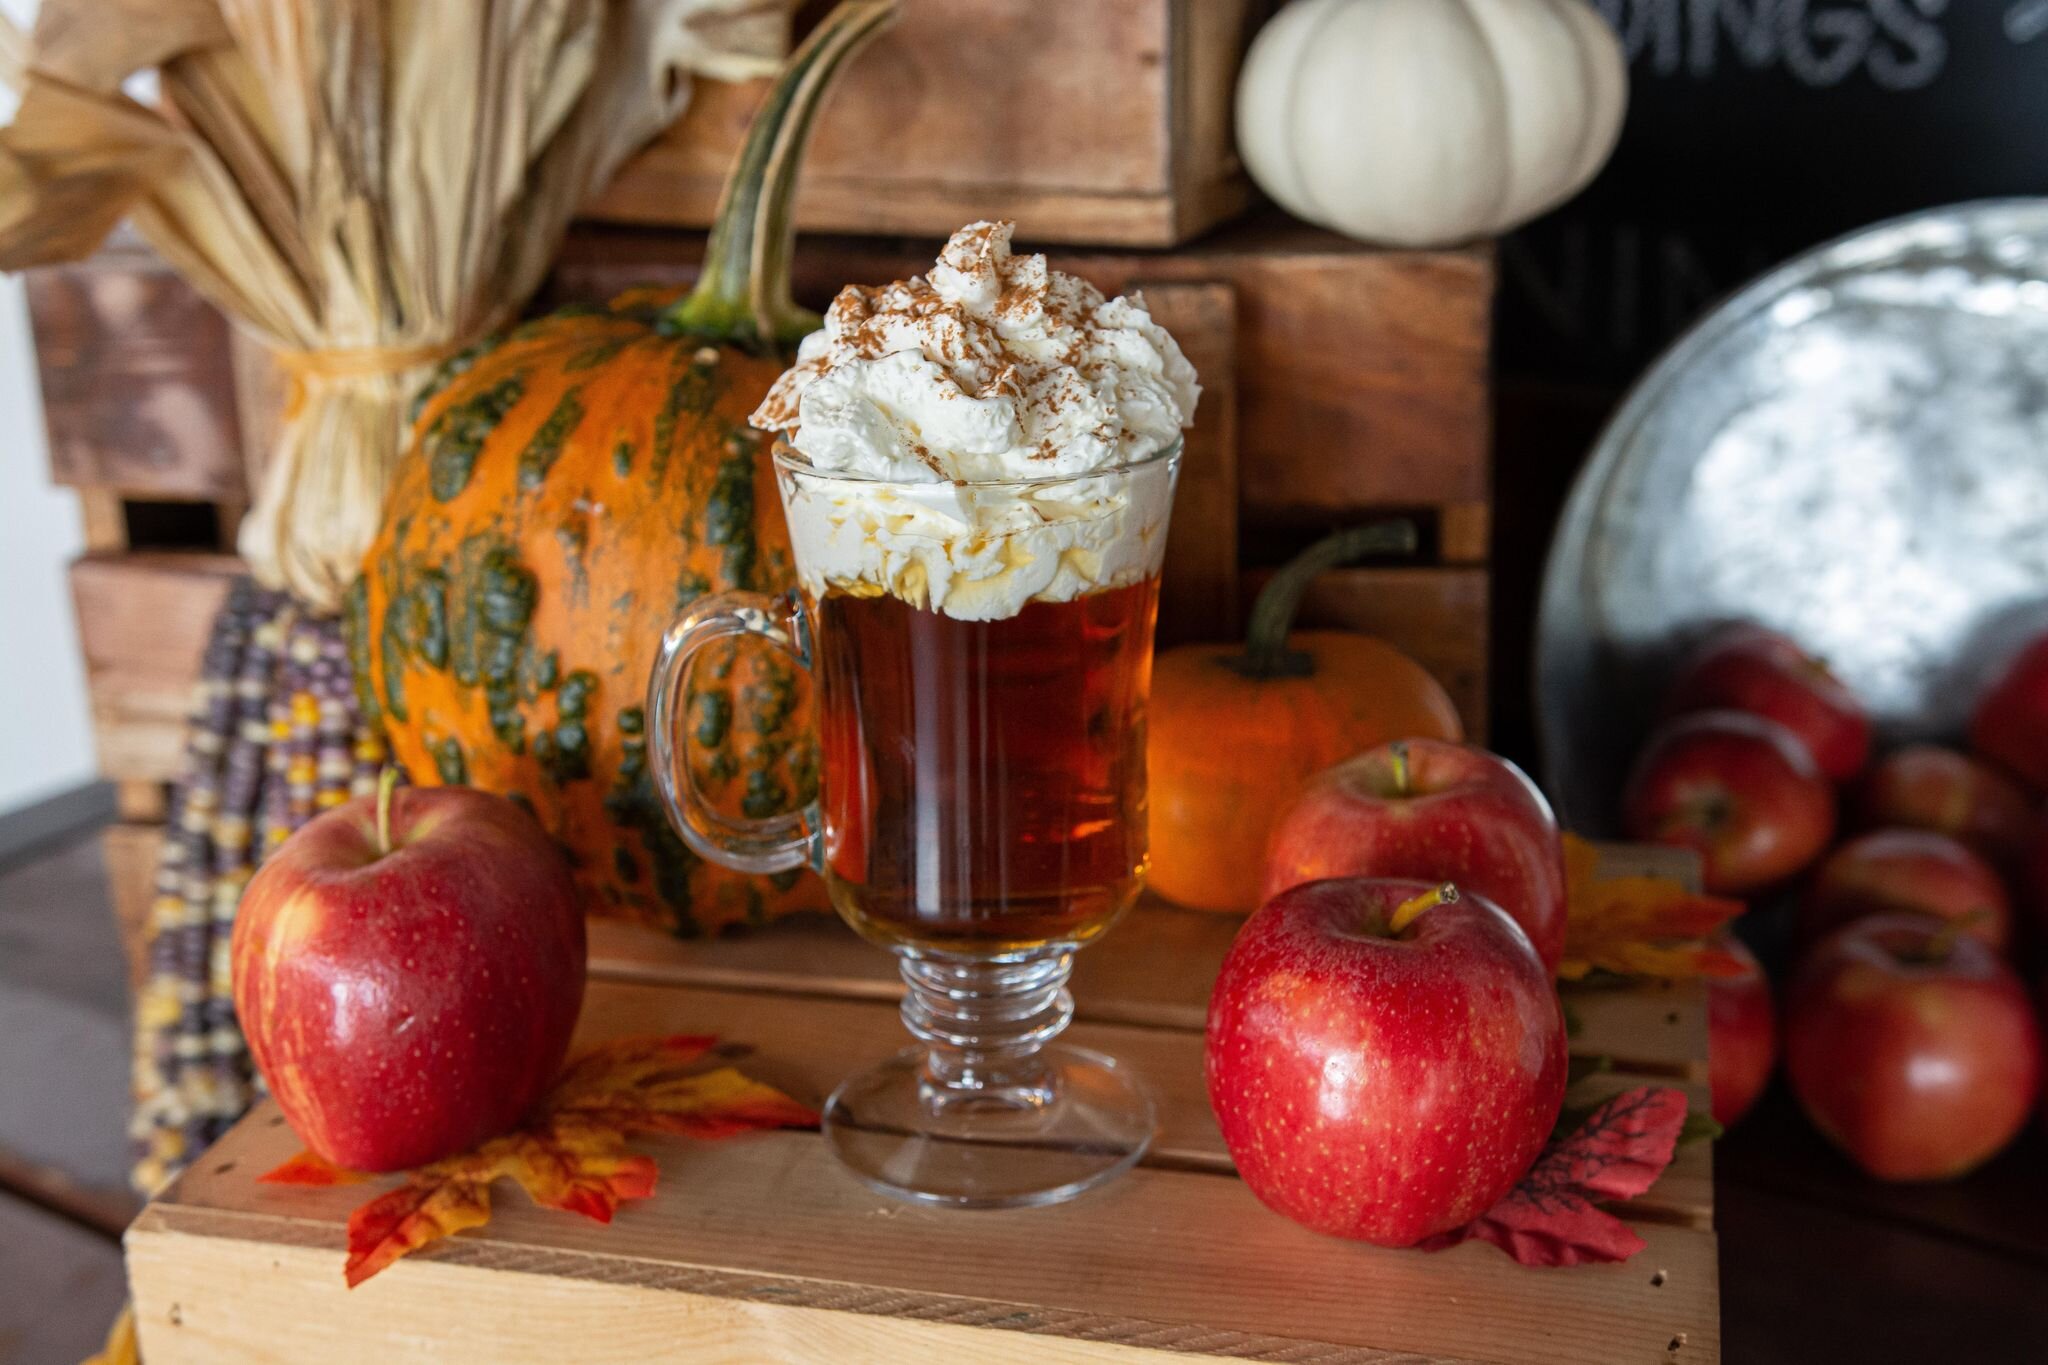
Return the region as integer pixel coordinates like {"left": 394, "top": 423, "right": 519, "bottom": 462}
{"left": 662, "top": 2, "right": 899, "bottom": 349}
{"left": 1231, "top": 520, "right": 1417, "bottom": 679}
{"left": 375, "top": 766, "right": 399, "bottom": 858}
{"left": 1389, "top": 882, "right": 1458, "bottom": 935}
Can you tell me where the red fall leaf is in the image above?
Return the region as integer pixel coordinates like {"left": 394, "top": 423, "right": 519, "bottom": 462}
{"left": 1420, "top": 1085, "right": 1690, "bottom": 1267}
{"left": 1558, "top": 834, "right": 1747, "bottom": 982}
{"left": 262, "top": 1034, "right": 817, "bottom": 1286}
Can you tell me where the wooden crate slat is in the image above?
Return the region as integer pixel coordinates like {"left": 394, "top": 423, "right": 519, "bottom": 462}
{"left": 585, "top": 0, "right": 1260, "bottom": 249}
{"left": 1140, "top": 281, "right": 1240, "bottom": 647}
{"left": 1243, "top": 564, "right": 1489, "bottom": 742}
{"left": 568, "top": 977, "right": 1710, "bottom": 1226}
{"left": 26, "top": 251, "right": 249, "bottom": 503}
{"left": 103, "top": 822, "right": 163, "bottom": 996}
{"left": 549, "top": 218, "right": 1493, "bottom": 517}
{"left": 589, "top": 908, "right": 1711, "bottom": 1083}
{"left": 133, "top": 1112, "right": 1717, "bottom": 1365}
{"left": 1569, "top": 982, "right": 1712, "bottom": 1082}
{"left": 70, "top": 551, "right": 240, "bottom": 783}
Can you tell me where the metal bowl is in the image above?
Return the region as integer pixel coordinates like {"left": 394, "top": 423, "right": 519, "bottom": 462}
{"left": 1537, "top": 199, "right": 2048, "bottom": 830}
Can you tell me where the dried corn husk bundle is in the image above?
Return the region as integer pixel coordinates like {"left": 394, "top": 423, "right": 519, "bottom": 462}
{"left": 0, "top": 0, "right": 796, "bottom": 610}
{"left": 0, "top": 1, "right": 800, "bottom": 1197}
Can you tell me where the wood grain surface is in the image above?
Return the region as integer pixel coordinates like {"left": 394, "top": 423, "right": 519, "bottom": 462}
{"left": 126, "top": 844, "right": 1719, "bottom": 1363}
{"left": 549, "top": 217, "right": 1495, "bottom": 519}
{"left": 1140, "top": 281, "right": 1239, "bottom": 647}
{"left": 27, "top": 247, "right": 247, "bottom": 502}
{"left": 134, "top": 1110, "right": 1717, "bottom": 1365}
{"left": 69, "top": 552, "right": 239, "bottom": 783}
{"left": 587, "top": 0, "right": 1265, "bottom": 247}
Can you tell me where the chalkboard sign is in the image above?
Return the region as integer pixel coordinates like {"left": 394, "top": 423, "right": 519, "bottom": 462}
{"left": 1499, "top": 0, "right": 2048, "bottom": 387}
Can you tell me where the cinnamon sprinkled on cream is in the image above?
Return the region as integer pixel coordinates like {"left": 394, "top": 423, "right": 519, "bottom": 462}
{"left": 751, "top": 221, "right": 1197, "bottom": 483}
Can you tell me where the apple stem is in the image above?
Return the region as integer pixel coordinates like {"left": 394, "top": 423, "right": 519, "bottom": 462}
{"left": 1390, "top": 883, "right": 1459, "bottom": 935}
{"left": 1388, "top": 740, "right": 1411, "bottom": 794}
{"left": 1228, "top": 521, "right": 1417, "bottom": 679}
{"left": 375, "top": 767, "right": 398, "bottom": 858}
{"left": 1921, "top": 909, "right": 1991, "bottom": 962}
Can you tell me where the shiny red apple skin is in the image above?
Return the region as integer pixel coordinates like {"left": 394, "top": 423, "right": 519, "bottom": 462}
{"left": 1971, "top": 631, "right": 2048, "bottom": 791}
{"left": 1708, "top": 935, "right": 1776, "bottom": 1129}
{"left": 1785, "top": 913, "right": 2040, "bottom": 1182}
{"left": 232, "top": 786, "right": 586, "bottom": 1172}
{"left": 1855, "top": 744, "right": 2035, "bottom": 869}
{"left": 1799, "top": 828, "right": 2013, "bottom": 955}
{"left": 1664, "top": 624, "right": 1871, "bottom": 782}
{"left": 1622, "top": 710, "right": 1837, "bottom": 895}
{"left": 1205, "top": 878, "right": 1567, "bottom": 1247}
{"left": 1261, "top": 739, "right": 1567, "bottom": 973}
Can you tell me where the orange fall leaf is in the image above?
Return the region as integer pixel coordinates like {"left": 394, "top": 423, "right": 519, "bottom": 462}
{"left": 1557, "top": 833, "right": 1747, "bottom": 983}
{"left": 262, "top": 1033, "right": 818, "bottom": 1287}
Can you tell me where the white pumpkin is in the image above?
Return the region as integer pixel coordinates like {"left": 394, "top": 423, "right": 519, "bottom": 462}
{"left": 1236, "top": 0, "right": 1628, "bottom": 247}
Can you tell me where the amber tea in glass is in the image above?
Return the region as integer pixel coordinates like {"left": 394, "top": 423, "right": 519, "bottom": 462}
{"left": 651, "top": 440, "right": 1181, "bottom": 1209}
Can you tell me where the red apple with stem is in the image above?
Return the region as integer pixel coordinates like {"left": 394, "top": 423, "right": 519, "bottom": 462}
{"left": 1205, "top": 879, "right": 1567, "bottom": 1247}
{"left": 1622, "top": 710, "right": 1837, "bottom": 895}
{"left": 1855, "top": 744, "right": 2035, "bottom": 869}
{"left": 1785, "top": 913, "right": 2040, "bottom": 1181}
{"left": 232, "top": 773, "right": 587, "bottom": 1171}
{"left": 1261, "top": 739, "right": 1566, "bottom": 972}
{"left": 1664, "top": 624, "right": 1871, "bottom": 782}
{"left": 1799, "top": 828, "right": 2013, "bottom": 955}
{"left": 1971, "top": 630, "right": 2048, "bottom": 791}
{"left": 1708, "top": 934, "right": 1775, "bottom": 1129}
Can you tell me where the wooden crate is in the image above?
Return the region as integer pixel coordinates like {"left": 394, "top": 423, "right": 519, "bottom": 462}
{"left": 587, "top": 0, "right": 1270, "bottom": 248}
{"left": 38, "top": 221, "right": 1494, "bottom": 986}
{"left": 125, "top": 863, "right": 1720, "bottom": 1363}
{"left": 553, "top": 217, "right": 1497, "bottom": 732}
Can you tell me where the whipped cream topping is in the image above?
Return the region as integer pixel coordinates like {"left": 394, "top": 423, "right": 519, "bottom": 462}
{"left": 752, "top": 221, "right": 1199, "bottom": 620}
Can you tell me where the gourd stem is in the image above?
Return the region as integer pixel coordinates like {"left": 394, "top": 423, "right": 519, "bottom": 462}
{"left": 1239, "top": 520, "right": 1417, "bottom": 677}
{"left": 1390, "top": 883, "right": 1459, "bottom": 936}
{"left": 661, "top": 1, "right": 897, "bottom": 348}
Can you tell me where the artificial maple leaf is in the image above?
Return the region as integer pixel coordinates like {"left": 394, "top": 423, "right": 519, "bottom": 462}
{"left": 1421, "top": 1086, "right": 1689, "bottom": 1266}
{"left": 262, "top": 1034, "right": 817, "bottom": 1286}
{"left": 1556, "top": 833, "right": 1746, "bottom": 982}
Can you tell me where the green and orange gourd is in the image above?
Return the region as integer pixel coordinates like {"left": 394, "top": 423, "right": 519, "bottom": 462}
{"left": 353, "top": 2, "right": 896, "bottom": 935}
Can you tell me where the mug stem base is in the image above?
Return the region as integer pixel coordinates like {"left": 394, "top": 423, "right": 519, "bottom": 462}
{"left": 819, "top": 948, "right": 1156, "bottom": 1208}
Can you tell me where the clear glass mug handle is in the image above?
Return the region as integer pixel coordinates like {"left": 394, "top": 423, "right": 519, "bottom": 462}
{"left": 648, "top": 589, "right": 821, "bottom": 874}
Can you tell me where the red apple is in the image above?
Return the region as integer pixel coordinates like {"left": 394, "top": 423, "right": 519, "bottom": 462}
{"left": 1799, "top": 828, "right": 2013, "bottom": 955}
{"left": 1971, "top": 631, "right": 2048, "bottom": 791}
{"left": 1622, "top": 710, "right": 1837, "bottom": 895}
{"left": 1664, "top": 624, "right": 1871, "bottom": 781}
{"left": 1261, "top": 739, "right": 1566, "bottom": 972}
{"left": 1785, "top": 913, "right": 2040, "bottom": 1181}
{"left": 1708, "top": 934, "right": 1775, "bottom": 1130}
{"left": 1205, "top": 878, "right": 1566, "bottom": 1246}
{"left": 1855, "top": 744, "right": 2035, "bottom": 869}
{"left": 232, "top": 780, "right": 586, "bottom": 1171}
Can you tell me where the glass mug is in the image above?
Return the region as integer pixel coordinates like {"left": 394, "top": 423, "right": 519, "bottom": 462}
{"left": 651, "top": 438, "right": 1181, "bottom": 1208}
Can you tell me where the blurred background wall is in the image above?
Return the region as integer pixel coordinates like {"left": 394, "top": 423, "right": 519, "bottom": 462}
{"left": 0, "top": 0, "right": 97, "bottom": 825}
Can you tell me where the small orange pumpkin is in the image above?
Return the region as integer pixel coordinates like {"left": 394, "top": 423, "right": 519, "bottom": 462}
{"left": 1147, "top": 523, "right": 1464, "bottom": 913}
